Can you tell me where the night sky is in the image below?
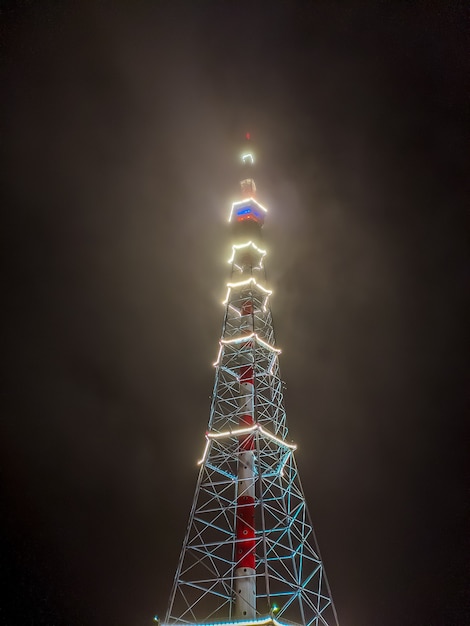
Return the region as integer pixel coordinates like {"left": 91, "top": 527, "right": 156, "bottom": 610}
{"left": 1, "top": 2, "right": 468, "bottom": 626}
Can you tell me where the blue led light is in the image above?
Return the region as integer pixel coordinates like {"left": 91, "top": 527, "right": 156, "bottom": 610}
{"left": 235, "top": 203, "right": 264, "bottom": 222}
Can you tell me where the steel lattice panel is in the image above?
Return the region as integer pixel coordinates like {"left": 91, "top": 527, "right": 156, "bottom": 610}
{"left": 166, "top": 429, "right": 337, "bottom": 626}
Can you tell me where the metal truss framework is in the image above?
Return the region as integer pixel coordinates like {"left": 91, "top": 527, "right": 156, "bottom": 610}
{"left": 165, "top": 199, "right": 339, "bottom": 626}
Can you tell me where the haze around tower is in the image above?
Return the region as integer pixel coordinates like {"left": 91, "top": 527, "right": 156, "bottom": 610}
{"left": 1, "top": 3, "right": 468, "bottom": 626}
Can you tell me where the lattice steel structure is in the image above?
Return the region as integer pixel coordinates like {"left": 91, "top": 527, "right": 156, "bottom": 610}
{"left": 164, "top": 140, "right": 339, "bottom": 626}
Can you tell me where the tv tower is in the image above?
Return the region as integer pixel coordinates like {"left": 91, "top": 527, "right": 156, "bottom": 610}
{"left": 164, "top": 136, "right": 339, "bottom": 626}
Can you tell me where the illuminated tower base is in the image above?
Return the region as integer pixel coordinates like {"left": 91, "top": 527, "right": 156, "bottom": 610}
{"left": 164, "top": 142, "right": 339, "bottom": 626}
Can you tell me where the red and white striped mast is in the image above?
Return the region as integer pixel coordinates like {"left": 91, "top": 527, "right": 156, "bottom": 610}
{"left": 233, "top": 133, "right": 261, "bottom": 619}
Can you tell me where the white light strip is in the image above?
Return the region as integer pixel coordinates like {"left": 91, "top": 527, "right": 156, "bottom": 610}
{"left": 252, "top": 335, "right": 280, "bottom": 353}
{"left": 241, "top": 153, "right": 254, "bottom": 164}
{"left": 213, "top": 344, "right": 224, "bottom": 367}
{"left": 197, "top": 438, "right": 211, "bottom": 465}
{"left": 226, "top": 277, "right": 272, "bottom": 294}
{"left": 258, "top": 425, "right": 297, "bottom": 450}
{"left": 208, "top": 426, "right": 256, "bottom": 440}
{"left": 197, "top": 424, "right": 297, "bottom": 464}
{"left": 228, "top": 241, "right": 267, "bottom": 265}
{"left": 212, "top": 333, "right": 281, "bottom": 367}
{"left": 232, "top": 197, "right": 268, "bottom": 212}
{"left": 223, "top": 287, "right": 231, "bottom": 306}
{"left": 213, "top": 333, "right": 281, "bottom": 366}
{"left": 222, "top": 278, "right": 272, "bottom": 306}
{"left": 220, "top": 333, "right": 279, "bottom": 351}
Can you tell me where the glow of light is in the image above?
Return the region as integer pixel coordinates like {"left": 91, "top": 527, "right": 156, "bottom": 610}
{"left": 228, "top": 241, "right": 267, "bottom": 269}
{"left": 232, "top": 198, "right": 268, "bottom": 212}
{"left": 197, "top": 437, "right": 211, "bottom": 465}
{"left": 220, "top": 333, "right": 278, "bottom": 351}
{"left": 258, "top": 425, "right": 297, "bottom": 451}
{"left": 213, "top": 343, "right": 224, "bottom": 368}
{"left": 213, "top": 333, "right": 281, "bottom": 367}
{"left": 208, "top": 425, "right": 256, "bottom": 440}
{"left": 229, "top": 198, "right": 268, "bottom": 222}
{"left": 197, "top": 424, "right": 297, "bottom": 464}
{"left": 162, "top": 618, "right": 290, "bottom": 626}
{"left": 242, "top": 153, "right": 254, "bottom": 164}
{"left": 222, "top": 277, "right": 272, "bottom": 307}
{"left": 226, "top": 277, "right": 272, "bottom": 294}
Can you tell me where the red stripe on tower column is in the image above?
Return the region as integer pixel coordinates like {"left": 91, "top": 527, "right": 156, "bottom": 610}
{"left": 235, "top": 296, "right": 256, "bottom": 618}
{"left": 239, "top": 364, "right": 254, "bottom": 451}
{"left": 236, "top": 496, "right": 255, "bottom": 569}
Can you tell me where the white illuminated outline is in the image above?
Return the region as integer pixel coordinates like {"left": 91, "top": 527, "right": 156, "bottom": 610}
{"left": 241, "top": 153, "right": 254, "bottom": 164}
{"left": 222, "top": 277, "right": 273, "bottom": 311}
{"left": 228, "top": 241, "right": 267, "bottom": 264}
{"left": 222, "top": 333, "right": 280, "bottom": 352}
{"left": 229, "top": 198, "right": 268, "bottom": 222}
{"left": 163, "top": 618, "right": 290, "bottom": 626}
{"left": 228, "top": 241, "right": 267, "bottom": 272}
{"left": 226, "top": 277, "right": 272, "bottom": 294}
{"left": 213, "top": 333, "right": 281, "bottom": 368}
{"left": 197, "top": 437, "right": 211, "bottom": 465}
{"left": 258, "top": 425, "right": 297, "bottom": 450}
{"left": 213, "top": 344, "right": 224, "bottom": 368}
{"left": 197, "top": 425, "right": 296, "bottom": 465}
{"left": 208, "top": 426, "right": 256, "bottom": 440}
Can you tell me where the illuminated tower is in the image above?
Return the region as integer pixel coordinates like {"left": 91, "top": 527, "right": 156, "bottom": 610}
{"left": 164, "top": 137, "right": 339, "bottom": 626}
